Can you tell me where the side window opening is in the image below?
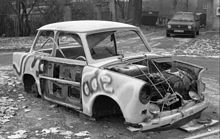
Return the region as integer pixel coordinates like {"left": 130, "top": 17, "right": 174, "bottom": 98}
{"left": 57, "top": 32, "right": 85, "bottom": 60}
{"left": 34, "top": 31, "right": 54, "bottom": 53}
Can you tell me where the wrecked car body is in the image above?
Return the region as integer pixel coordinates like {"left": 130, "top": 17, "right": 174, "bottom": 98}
{"left": 12, "top": 20, "right": 208, "bottom": 131}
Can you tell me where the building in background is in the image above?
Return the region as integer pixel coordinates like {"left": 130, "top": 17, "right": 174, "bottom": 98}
{"left": 142, "top": 0, "right": 219, "bottom": 30}
{"left": 207, "top": 0, "right": 219, "bottom": 30}
{"left": 1, "top": 0, "right": 219, "bottom": 37}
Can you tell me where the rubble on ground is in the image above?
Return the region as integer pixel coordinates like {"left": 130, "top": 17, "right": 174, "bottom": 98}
{"left": 0, "top": 68, "right": 22, "bottom": 126}
{"left": 7, "top": 130, "right": 27, "bottom": 139}
{"left": 174, "top": 33, "right": 220, "bottom": 57}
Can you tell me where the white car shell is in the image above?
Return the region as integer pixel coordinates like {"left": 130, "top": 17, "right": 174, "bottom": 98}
{"left": 13, "top": 20, "right": 208, "bottom": 132}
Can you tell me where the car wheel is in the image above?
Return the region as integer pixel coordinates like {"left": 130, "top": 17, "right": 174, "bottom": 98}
{"left": 25, "top": 82, "right": 40, "bottom": 98}
{"left": 31, "top": 83, "right": 41, "bottom": 98}
{"left": 166, "top": 32, "right": 170, "bottom": 37}
{"left": 196, "top": 31, "right": 199, "bottom": 35}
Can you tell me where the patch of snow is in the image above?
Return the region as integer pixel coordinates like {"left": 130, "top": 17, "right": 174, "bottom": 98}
{"left": 151, "top": 42, "right": 161, "bottom": 47}
{"left": 175, "top": 55, "right": 220, "bottom": 58}
{"left": 74, "top": 131, "right": 90, "bottom": 137}
{"left": 150, "top": 36, "right": 165, "bottom": 41}
{"left": 50, "top": 127, "right": 60, "bottom": 134}
{"left": 7, "top": 130, "right": 27, "bottom": 139}
{"left": 24, "top": 109, "right": 31, "bottom": 113}
{"left": 36, "top": 127, "right": 75, "bottom": 138}
{"left": 175, "top": 38, "right": 192, "bottom": 42}
{"left": 60, "top": 130, "right": 73, "bottom": 136}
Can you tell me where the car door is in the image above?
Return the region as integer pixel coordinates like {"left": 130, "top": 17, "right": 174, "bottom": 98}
{"left": 39, "top": 32, "right": 86, "bottom": 111}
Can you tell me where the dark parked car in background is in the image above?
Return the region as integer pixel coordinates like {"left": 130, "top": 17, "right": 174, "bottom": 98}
{"left": 166, "top": 12, "right": 200, "bottom": 38}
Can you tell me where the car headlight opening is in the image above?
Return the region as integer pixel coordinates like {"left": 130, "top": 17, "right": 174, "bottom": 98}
{"left": 139, "top": 84, "right": 151, "bottom": 104}
{"left": 149, "top": 103, "right": 160, "bottom": 115}
{"left": 189, "top": 91, "right": 201, "bottom": 101}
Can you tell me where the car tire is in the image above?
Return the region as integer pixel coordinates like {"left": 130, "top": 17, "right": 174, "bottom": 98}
{"left": 31, "top": 83, "right": 41, "bottom": 98}
{"left": 196, "top": 31, "right": 199, "bottom": 35}
{"left": 191, "top": 31, "right": 196, "bottom": 38}
{"left": 25, "top": 82, "right": 40, "bottom": 98}
{"left": 166, "top": 32, "right": 170, "bottom": 37}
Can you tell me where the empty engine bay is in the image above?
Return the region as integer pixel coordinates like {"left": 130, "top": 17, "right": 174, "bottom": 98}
{"left": 107, "top": 57, "right": 201, "bottom": 111}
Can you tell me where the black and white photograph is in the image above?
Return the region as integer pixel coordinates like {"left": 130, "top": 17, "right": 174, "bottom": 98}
{"left": 0, "top": 0, "right": 219, "bottom": 139}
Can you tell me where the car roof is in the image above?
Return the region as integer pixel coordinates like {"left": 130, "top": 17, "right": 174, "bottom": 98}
{"left": 38, "top": 20, "right": 137, "bottom": 33}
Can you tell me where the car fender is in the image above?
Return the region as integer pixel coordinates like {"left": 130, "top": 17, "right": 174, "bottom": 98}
{"left": 81, "top": 66, "right": 149, "bottom": 123}
{"left": 13, "top": 52, "right": 42, "bottom": 95}
{"left": 13, "top": 52, "right": 29, "bottom": 81}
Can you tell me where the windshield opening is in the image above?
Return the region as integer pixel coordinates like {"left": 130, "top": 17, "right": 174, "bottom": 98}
{"left": 172, "top": 13, "right": 195, "bottom": 22}
{"left": 87, "top": 30, "right": 149, "bottom": 60}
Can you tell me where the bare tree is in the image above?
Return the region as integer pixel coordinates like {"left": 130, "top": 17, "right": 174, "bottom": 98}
{"left": 173, "top": 0, "right": 178, "bottom": 11}
{"left": 6, "top": 0, "right": 64, "bottom": 36}
{"left": 38, "top": 0, "right": 64, "bottom": 24}
{"left": 127, "top": 0, "right": 142, "bottom": 25}
{"left": 175, "top": 0, "right": 189, "bottom": 12}
{"left": 115, "top": 0, "right": 126, "bottom": 19}
{"left": 0, "top": 0, "right": 12, "bottom": 36}
{"left": 7, "top": 0, "right": 37, "bottom": 36}
{"left": 185, "top": 0, "right": 189, "bottom": 11}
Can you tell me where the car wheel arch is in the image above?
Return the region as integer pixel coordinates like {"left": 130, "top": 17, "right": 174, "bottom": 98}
{"left": 22, "top": 74, "right": 40, "bottom": 96}
{"left": 91, "top": 95, "right": 125, "bottom": 119}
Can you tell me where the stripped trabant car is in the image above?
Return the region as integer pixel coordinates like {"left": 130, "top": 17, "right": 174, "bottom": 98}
{"left": 13, "top": 20, "right": 208, "bottom": 131}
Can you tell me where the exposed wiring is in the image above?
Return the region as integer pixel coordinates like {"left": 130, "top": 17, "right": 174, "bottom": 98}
{"left": 133, "top": 64, "right": 164, "bottom": 98}
{"left": 150, "top": 60, "right": 176, "bottom": 94}
{"left": 150, "top": 60, "right": 187, "bottom": 107}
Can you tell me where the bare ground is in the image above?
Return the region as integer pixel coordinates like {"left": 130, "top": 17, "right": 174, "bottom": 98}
{"left": 0, "top": 29, "right": 219, "bottom": 139}
{"left": 0, "top": 64, "right": 219, "bottom": 139}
